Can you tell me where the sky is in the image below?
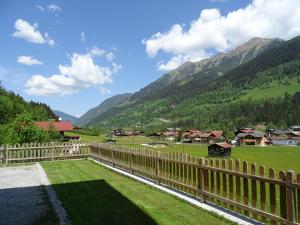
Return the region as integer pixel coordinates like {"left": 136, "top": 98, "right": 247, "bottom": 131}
{"left": 1, "top": 0, "right": 300, "bottom": 117}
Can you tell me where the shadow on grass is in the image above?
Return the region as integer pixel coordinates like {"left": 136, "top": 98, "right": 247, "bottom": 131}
{"left": 0, "top": 180, "right": 157, "bottom": 225}
{"left": 52, "top": 179, "right": 158, "bottom": 225}
{"left": 0, "top": 185, "right": 58, "bottom": 225}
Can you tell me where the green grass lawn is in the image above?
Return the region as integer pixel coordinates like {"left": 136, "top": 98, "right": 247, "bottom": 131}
{"left": 65, "top": 132, "right": 300, "bottom": 173}
{"left": 42, "top": 160, "right": 234, "bottom": 225}
{"left": 120, "top": 143, "right": 300, "bottom": 173}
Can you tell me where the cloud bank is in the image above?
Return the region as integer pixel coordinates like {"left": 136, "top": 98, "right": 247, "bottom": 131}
{"left": 143, "top": 0, "right": 300, "bottom": 71}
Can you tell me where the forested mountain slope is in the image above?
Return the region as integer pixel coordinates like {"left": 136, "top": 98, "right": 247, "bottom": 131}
{"left": 76, "top": 93, "right": 132, "bottom": 126}
{"left": 87, "top": 36, "right": 300, "bottom": 132}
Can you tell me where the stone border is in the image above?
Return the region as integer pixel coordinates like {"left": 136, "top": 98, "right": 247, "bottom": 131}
{"left": 36, "top": 163, "right": 71, "bottom": 225}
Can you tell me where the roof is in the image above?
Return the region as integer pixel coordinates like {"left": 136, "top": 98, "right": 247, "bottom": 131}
{"left": 35, "top": 121, "right": 73, "bottom": 132}
{"left": 199, "top": 132, "right": 212, "bottom": 138}
{"left": 287, "top": 131, "right": 300, "bottom": 136}
{"left": 211, "top": 130, "right": 223, "bottom": 138}
{"left": 272, "top": 136, "right": 300, "bottom": 141}
{"left": 210, "top": 142, "right": 232, "bottom": 148}
{"left": 239, "top": 129, "right": 254, "bottom": 133}
{"left": 236, "top": 132, "right": 265, "bottom": 138}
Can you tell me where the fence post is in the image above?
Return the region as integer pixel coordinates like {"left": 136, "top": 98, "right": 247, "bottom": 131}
{"left": 51, "top": 142, "right": 54, "bottom": 161}
{"left": 4, "top": 145, "right": 8, "bottom": 166}
{"left": 198, "top": 157, "right": 205, "bottom": 202}
{"left": 155, "top": 151, "right": 161, "bottom": 184}
{"left": 286, "top": 170, "right": 296, "bottom": 223}
{"left": 112, "top": 146, "right": 115, "bottom": 167}
{"left": 130, "top": 151, "right": 134, "bottom": 174}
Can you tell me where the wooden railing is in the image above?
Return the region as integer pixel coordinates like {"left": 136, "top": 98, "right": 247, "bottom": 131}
{"left": 90, "top": 143, "right": 300, "bottom": 225}
{"left": 0, "top": 142, "right": 90, "bottom": 164}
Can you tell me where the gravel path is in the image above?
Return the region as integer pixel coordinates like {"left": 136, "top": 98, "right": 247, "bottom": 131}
{"left": 0, "top": 163, "right": 70, "bottom": 225}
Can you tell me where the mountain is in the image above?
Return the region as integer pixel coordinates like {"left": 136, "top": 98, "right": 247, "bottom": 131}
{"left": 130, "top": 37, "right": 282, "bottom": 103}
{"left": 75, "top": 93, "right": 132, "bottom": 126}
{"left": 53, "top": 110, "right": 78, "bottom": 123}
{"left": 84, "top": 36, "right": 300, "bottom": 133}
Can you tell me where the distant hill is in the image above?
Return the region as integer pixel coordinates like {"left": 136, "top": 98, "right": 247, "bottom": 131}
{"left": 53, "top": 110, "right": 78, "bottom": 124}
{"left": 75, "top": 93, "right": 132, "bottom": 126}
{"left": 83, "top": 36, "right": 300, "bottom": 132}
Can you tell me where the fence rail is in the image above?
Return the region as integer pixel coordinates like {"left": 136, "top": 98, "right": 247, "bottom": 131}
{"left": 90, "top": 143, "right": 300, "bottom": 225}
{"left": 0, "top": 141, "right": 90, "bottom": 164}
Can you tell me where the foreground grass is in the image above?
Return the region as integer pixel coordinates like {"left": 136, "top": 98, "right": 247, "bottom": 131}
{"left": 42, "top": 160, "right": 233, "bottom": 225}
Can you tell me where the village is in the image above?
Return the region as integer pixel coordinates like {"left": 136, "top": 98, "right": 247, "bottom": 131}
{"left": 33, "top": 120, "right": 300, "bottom": 149}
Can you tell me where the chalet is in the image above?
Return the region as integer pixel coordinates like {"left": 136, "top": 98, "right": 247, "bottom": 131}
{"left": 208, "top": 143, "right": 232, "bottom": 157}
{"left": 162, "top": 131, "right": 179, "bottom": 141}
{"left": 236, "top": 132, "right": 269, "bottom": 146}
{"left": 272, "top": 136, "right": 300, "bottom": 146}
{"left": 112, "top": 129, "right": 126, "bottom": 136}
{"left": 35, "top": 121, "right": 74, "bottom": 136}
{"left": 182, "top": 129, "right": 200, "bottom": 143}
{"left": 234, "top": 128, "right": 255, "bottom": 136}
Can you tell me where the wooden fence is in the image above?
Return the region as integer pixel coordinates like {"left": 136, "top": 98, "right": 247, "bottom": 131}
{"left": 90, "top": 143, "right": 300, "bottom": 225}
{"left": 0, "top": 141, "right": 90, "bottom": 164}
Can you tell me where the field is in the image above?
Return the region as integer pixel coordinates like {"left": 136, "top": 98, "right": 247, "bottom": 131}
{"left": 66, "top": 132, "right": 300, "bottom": 173}
{"left": 41, "top": 160, "right": 233, "bottom": 225}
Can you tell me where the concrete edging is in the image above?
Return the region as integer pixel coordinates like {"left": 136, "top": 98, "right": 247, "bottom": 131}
{"left": 36, "top": 163, "right": 71, "bottom": 225}
{"left": 89, "top": 158, "right": 262, "bottom": 225}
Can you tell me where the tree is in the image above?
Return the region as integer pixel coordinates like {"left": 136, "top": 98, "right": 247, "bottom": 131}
{"left": 8, "top": 113, "right": 47, "bottom": 144}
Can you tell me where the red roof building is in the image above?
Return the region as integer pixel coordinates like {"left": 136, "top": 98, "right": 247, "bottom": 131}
{"left": 35, "top": 121, "right": 73, "bottom": 135}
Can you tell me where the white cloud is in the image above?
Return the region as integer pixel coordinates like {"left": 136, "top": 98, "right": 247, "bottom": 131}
{"left": 80, "top": 32, "right": 86, "bottom": 43}
{"left": 35, "top": 5, "right": 45, "bottom": 11}
{"left": 12, "top": 19, "right": 55, "bottom": 46}
{"left": 89, "top": 46, "right": 116, "bottom": 61}
{"left": 47, "top": 4, "right": 61, "bottom": 13}
{"left": 98, "top": 86, "right": 112, "bottom": 95}
{"left": 17, "top": 56, "right": 43, "bottom": 66}
{"left": 106, "top": 51, "right": 115, "bottom": 61}
{"left": 143, "top": 0, "right": 300, "bottom": 71}
{"left": 25, "top": 49, "right": 122, "bottom": 96}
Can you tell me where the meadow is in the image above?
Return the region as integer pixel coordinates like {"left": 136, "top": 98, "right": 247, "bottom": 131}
{"left": 66, "top": 132, "right": 300, "bottom": 173}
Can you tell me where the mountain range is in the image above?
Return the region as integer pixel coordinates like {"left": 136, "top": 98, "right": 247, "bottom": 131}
{"left": 72, "top": 36, "right": 300, "bottom": 132}
{"left": 53, "top": 110, "right": 78, "bottom": 124}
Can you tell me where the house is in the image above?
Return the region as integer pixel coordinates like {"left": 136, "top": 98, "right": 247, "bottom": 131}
{"left": 210, "top": 130, "right": 225, "bottom": 140}
{"left": 182, "top": 129, "right": 200, "bottom": 143}
{"left": 112, "top": 129, "right": 126, "bottom": 136}
{"left": 234, "top": 128, "right": 255, "bottom": 136}
{"left": 35, "top": 121, "right": 74, "bottom": 136}
{"left": 272, "top": 137, "right": 300, "bottom": 146}
{"left": 162, "top": 131, "right": 179, "bottom": 141}
{"left": 208, "top": 143, "right": 232, "bottom": 157}
{"left": 236, "top": 132, "right": 269, "bottom": 146}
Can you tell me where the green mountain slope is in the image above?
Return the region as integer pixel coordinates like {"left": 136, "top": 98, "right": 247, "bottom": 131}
{"left": 88, "top": 36, "right": 300, "bottom": 131}
{"left": 53, "top": 110, "right": 78, "bottom": 123}
{"left": 76, "top": 93, "right": 132, "bottom": 126}
{"left": 0, "top": 83, "right": 57, "bottom": 143}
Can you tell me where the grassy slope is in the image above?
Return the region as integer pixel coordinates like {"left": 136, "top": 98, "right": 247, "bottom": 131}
{"left": 239, "top": 78, "right": 300, "bottom": 101}
{"left": 42, "top": 160, "right": 233, "bottom": 225}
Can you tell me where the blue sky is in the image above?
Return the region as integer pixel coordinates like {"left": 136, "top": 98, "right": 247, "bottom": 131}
{"left": 1, "top": 0, "right": 300, "bottom": 117}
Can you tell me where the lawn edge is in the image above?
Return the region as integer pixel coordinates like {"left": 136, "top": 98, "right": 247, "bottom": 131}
{"left": 36, "top": 162, "right": 71, "bottom": 225}
{"left": 88, "top": 158, "right": 262, "bottom": 225}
